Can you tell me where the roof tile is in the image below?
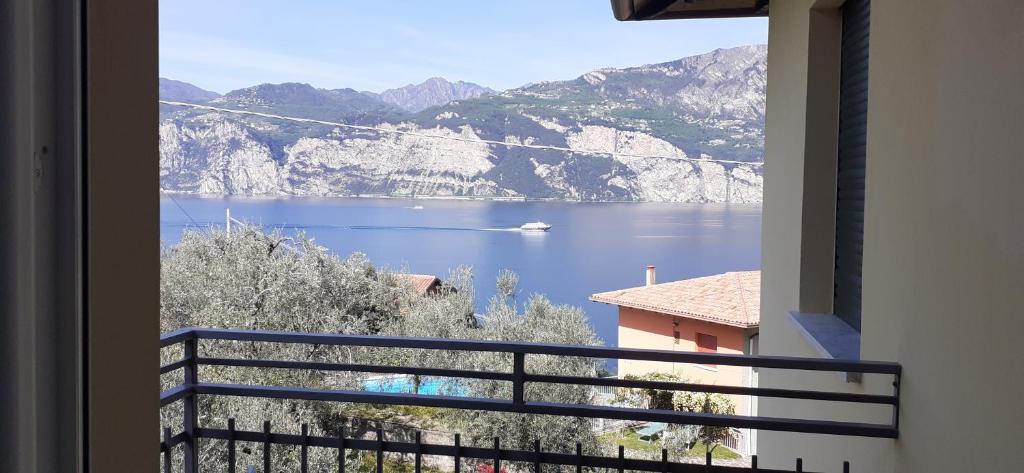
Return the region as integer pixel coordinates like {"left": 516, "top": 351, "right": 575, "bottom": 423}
{"left": 590, "top": 271, "right": 760, "bottom": 327}
{"left": 402, "top": 274, "right": 441, "bottom": 296}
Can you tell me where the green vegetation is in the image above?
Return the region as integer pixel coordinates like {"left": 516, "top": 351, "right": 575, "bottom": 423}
{"left": 687, "top": 441, "right": 742, "bottom": 460}
{"left": 599, "top": 428, "right": 662, "bottom": 453}
{"left": 607, "top": 107, "right": 763, "bottom": 163}
{"left": 614, "top": 372, "right": 684, "bottom": 410}
{"left": 599, "top": 429, "right": 741, "bottom": 460}
{"left": 613, "top": 373, "right": 740, "bottom": 456}
{"left": 672, "top": 391, "right": 739, "bottom": 455}
{"left": 351, "top": 453, "right": 448, "bottom": 473}
{"left": 160, "top": 226, "right": 603, "bottom": 472}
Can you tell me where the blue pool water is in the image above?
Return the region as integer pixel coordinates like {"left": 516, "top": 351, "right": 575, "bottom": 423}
{"left": 362, "top": 376, "right": 467, "bottom": 396}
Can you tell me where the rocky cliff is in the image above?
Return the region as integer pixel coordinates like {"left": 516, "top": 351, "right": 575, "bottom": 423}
{"left": 160, "top": 45, "right": 766, "bottom": 203}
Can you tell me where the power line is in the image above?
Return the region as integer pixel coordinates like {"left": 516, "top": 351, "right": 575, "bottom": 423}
{"left": 167, "top": 193, "right": 200, "bottom": 227}
{"left": 160, "top": 100, "right": 765, "bottom": 168}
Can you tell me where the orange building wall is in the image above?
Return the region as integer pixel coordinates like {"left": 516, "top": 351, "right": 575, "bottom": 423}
{"left": 617, "top": 306, "right": 754, "bottom": 415}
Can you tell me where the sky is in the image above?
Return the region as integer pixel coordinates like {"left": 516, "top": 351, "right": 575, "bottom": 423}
{"left": 160, "top": 1, "right": 768, "bottom": 94}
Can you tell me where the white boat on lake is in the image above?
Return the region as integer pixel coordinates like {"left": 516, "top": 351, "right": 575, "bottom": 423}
{"left": 520, "top": 222, "right": 552, "bottom": 232}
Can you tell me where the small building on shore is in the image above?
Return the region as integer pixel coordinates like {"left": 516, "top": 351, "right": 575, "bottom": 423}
{"left": 401, "top": 274, "right": 443, "bottom": 296}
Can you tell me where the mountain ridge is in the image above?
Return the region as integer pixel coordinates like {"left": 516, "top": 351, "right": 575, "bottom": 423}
{"left": 159, "top": 78, "right": 221, "bottom": 103}
{"left": 159, "top": 45, "right": 766, "bottom": 203}
{"left": 371, "top": 77, "right": 495, "bottom": 112}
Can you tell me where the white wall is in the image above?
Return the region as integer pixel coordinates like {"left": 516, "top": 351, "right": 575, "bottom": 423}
{"left": 759, "top": 1, "right": 1024, "bottom": 472}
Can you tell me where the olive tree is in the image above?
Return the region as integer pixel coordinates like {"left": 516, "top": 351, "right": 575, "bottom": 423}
{"left": 427, "top": 271, "right": 605, "bottom": 459}
{"left": 160, "top": 226, "right": 605, "bottom": 471}
{"left": 672, "top": 391, "right": 738, "bottom": 453}
{"left": 160, "top": 226, "right": 414, "bottom": 471}
{"left": 613, "top": 372, "right": 683, "bottom": 410}
{"left": 613, "top": 373, "right": 735, "bottom": 459}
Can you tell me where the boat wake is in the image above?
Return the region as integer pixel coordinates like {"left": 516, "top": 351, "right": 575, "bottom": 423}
{"left": 350, "top": 225, "right": 522, "bottom": 232}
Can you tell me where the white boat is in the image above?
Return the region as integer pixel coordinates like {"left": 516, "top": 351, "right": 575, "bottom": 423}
{"left": 520, "top": 221, "right": 552, "bottom": 232}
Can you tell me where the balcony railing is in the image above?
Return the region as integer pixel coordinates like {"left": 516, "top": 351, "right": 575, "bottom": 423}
{"left": 159, "top": 327, "right": 902, "bottom": 473}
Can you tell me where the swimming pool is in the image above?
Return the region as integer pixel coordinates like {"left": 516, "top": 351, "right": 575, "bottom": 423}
{"left": 362, "top": 376, "right": 467, "bottom": 396}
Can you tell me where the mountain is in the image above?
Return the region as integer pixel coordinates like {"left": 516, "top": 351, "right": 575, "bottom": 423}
{"left": 159, "top": 45, "right": 766, "bottom": 202}
{"left": 159, "top": 78, "right": 220, "bottom": 103}
{"left": 210, "top": 82, "right": 404, "bottom": 122}
{"left": 373, "top": 77, "right": 495, "bottom": 112}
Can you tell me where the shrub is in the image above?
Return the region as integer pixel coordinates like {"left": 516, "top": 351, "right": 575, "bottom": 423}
{"left": 614, "top": 372, "right": 683, "bottom": 410}
{"left": 672, "top": 391, "right": 738, "bottom": 453}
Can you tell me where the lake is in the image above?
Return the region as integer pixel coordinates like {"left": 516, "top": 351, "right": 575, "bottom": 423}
{"left": 160, "top": 196, "right": 762, "bottom": 350}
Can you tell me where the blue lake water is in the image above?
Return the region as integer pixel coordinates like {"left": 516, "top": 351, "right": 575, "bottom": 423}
{"left": 160, "top": 196, "right": 762, "bottom": 349}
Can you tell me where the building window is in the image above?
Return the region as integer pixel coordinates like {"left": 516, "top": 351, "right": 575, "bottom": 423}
{"left": 696, "top": 333, "right": 718, "bottom": 353}
{"left": 833, "top": 0, "right": 870, "bottom": 332}
{"left": 696, "top": 332, "right": 718, "bottom": 367}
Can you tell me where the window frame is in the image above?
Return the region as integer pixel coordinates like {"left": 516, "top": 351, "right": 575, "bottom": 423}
{"left": 790, "top": 3, "right": 868, "bottom": 362}
{"left": 84, "top": 1, "right": 161, "bottom": 470}
{"left": 831, "top": 0, "right": 870, "bottom": 333}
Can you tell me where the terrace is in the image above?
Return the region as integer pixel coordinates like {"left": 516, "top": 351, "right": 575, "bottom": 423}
{"left": 158, "top": 327, "right": 901, "bottom": 473}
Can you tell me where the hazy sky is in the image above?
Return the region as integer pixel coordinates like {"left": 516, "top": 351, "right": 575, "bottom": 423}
{"left": 160, "top": 1, "right": 768, "bottom": 94}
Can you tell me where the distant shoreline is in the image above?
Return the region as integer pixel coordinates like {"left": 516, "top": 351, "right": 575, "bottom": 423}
{"left": 159, "top": 191, "right": 763, "bottom": 205}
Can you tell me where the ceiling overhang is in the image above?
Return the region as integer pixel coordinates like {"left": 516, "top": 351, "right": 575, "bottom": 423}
{"left": 610, "top": 0, "right": 769, "bottom": 21}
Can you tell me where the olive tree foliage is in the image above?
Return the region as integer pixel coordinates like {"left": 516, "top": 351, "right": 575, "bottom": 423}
{"left": 452, "top": 291, "right": 603, "bottom": 456}
{"left": 662, "top": 424, "right": 701, "bottom": 460}
{"left": 374, "top": 265, "right": 477, "bottom": 395}
{"left": 160, "top": 225, "right": 410, "bottom": 335}
{"left": 613, "top": 373, "right": 735, "bottom": 457}
{"left": 384, "top": 269, "right": 605, "bottom": 458}
{"left": 613, "top": 372, "right": 683, "bottom": 410}
{"left": 672, "top": 392, "right": 738, "bottom": 453}
{"left": 160, "top": 226, "right": 416, "bottom": 471}
{"left": 159, "top": 226, "right": 605, "bottom": 471}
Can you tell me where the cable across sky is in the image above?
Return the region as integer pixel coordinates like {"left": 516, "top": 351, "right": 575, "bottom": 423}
{"left": 160, "top": 100, "right": 765, "bottom": 168}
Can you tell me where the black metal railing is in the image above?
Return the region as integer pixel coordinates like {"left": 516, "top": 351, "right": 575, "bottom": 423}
{"left": 159, "top": 327, "right": 901, "bottom": 473}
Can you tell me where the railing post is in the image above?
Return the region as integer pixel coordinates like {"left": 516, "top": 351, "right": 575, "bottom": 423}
{"left": 454, "top": 433, "right": 461, "bottom": 473}
{"left": 183, "top": 336, "right": 199, "bottom": 473}
{"left": 415, "top": 431, "right": 422, "bottom": 473}
{"left": 338, "top": 427, "right": 346, "bottom": 473}
{"left": 892, "top": 373, "right": 901, "bottom": 434}
{"left": 493, "top": 437, "right": 501, "bottom": 473}
{"left": 533, "top": 439, "right": 542, "bottom": 473}
{"left": 162, "top": 427, "right": 173, "bottom": 473}
{"left": 512, "top": 352, "right": 525, "bottom": 405}
{"left": 575, "top": 442, "right": 582, "bottom": 473}
{"left": 263, "top": 421, "right": 272, "bottom": 473}
{"left": 228, "top": 418, "right": 237, "bottom": 473}
{"left": 376, "top": 428, "right": 385, "bottom": 473}
{"left": 301, "top": 423, "right": 310, "bottom": 473}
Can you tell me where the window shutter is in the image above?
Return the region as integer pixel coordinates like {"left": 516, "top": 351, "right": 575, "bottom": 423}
{"left": 834, "top": 0, "right": 870, "bottom": 331}
{"left": 696, "top": 333, "right": 718, "bottom": 368}
{"left": 696, "top": 333, "right": 718, "bottom": 353}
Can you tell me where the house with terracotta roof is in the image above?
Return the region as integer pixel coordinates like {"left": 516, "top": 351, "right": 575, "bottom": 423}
{"left": 400, "top": 274, "right": 443, "bottom": 296}
{"left": 591, "top": 266, "right": 760, "bottom": 451}
{"left": 591, "top": 266, "right": 760, "bottom": 376}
